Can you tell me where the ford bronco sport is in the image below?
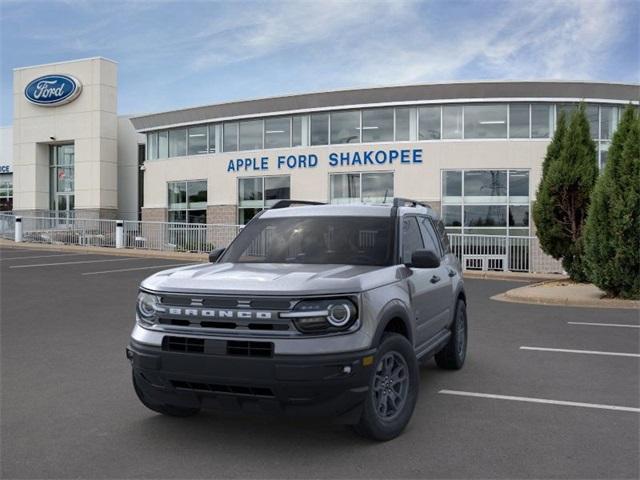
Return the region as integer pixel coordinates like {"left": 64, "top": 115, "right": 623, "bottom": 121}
{"left": 127, "top": 198, "right": 467, "bottom": 440}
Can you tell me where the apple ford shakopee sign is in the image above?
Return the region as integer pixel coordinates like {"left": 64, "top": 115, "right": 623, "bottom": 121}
{"left": 24, "top": 74, "right": 82, "bottom": 106}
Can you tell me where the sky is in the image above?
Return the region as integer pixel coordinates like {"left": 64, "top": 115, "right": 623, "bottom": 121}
{"left": 1, "top": 0, "right": 638, "bottom": 126}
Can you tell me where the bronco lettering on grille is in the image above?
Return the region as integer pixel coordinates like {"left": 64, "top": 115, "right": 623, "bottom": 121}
{"left": 159, "top": 307, "right": 274, "bottom": 320}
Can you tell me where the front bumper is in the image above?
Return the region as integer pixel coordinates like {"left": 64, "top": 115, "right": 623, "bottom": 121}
{"left": 128, "top": 339, "right": 376, "bottom": 422}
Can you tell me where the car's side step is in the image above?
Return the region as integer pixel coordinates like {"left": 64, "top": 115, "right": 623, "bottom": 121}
{"left": 415, "top": 329, "right": 451, "bottom": 360}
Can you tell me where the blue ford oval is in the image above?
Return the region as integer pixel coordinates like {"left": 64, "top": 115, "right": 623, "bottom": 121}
{"left": 24, "top": 74, "right": 82, "bottom": 106}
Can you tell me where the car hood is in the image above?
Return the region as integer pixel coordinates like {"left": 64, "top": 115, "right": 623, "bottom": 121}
{"left": 140, "top": 262, "right": 402, "bottom": 296}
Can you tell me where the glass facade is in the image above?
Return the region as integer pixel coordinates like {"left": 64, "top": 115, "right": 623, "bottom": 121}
{"left": 168, "top": 180, "right": 207, "bottom": 223}
{"left": 238, "top": 176, "right": 290, "bottom": 224}
{"left": 441, "top": 169, "right": 530, "bottom": 236}
{"left": 143, "top": 103, "right": 624, "bottom": 170}
{"left": 49, "top": 144, "right": 75, "bottom": 218}
{"left": 0, "top": 173, "right": 12, "bottom": 211}
{"left": 330, "top": 172, "right": 394, "bottom": 204}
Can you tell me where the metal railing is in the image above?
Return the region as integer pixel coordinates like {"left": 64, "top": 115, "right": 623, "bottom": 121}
{"left": 0, "top": 213, "right": 15, "bottom": 240}
{"left": 20, "top": 216, "right": 118, "bottom": 247}
{"left": 448, "top": 234, "right": 564, "bottom": 274}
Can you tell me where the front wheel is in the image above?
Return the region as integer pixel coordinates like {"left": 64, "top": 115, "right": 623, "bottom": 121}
{"left": 435, "top": 299, "right": 467, "bottom": 370}
{"left": 353, "top": 333, "right": 419, "bottom": 441}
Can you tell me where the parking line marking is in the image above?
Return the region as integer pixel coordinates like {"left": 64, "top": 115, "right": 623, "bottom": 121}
{"left": 10, "top": 258, "right": 136, "bottom": 268}
{"left": 568, "top": 322, "right": 640, "bottom": 329}
{"left": 520, "top": 346, "right": 640, "bottom": 358}
{"left": 1, "top": 253, "right": 88, "bottom": 261}
{"left": 82, "top": 263, "right": 196, "bottom": 275}
{"left": 438, "top": 390, "right": 640, "bottom": 413}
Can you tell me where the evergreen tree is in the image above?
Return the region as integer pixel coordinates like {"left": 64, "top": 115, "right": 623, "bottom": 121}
{"left": 584, "top": 106, "right": 640, "bottom": 298}
{"left": 533, "top": 104, "right": 598, "bottom": 281}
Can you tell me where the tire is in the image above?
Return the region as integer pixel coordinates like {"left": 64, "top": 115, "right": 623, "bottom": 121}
{"left": 353, "top": 333, "right": 419, "bottom": 441}
{"left": 435, "top": 299, "right": 467, "bottom": 370}
{"left": 132, "top": 372, "right": 200, "bottom": 417}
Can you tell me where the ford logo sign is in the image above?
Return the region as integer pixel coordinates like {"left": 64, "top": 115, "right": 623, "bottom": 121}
{"left": 24, "top": 74, "right": 82, "bottom": 106}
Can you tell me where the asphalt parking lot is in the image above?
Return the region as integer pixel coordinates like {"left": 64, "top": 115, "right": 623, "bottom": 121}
{"left": 1, "top": 245, "right": 638, "bottom": 479}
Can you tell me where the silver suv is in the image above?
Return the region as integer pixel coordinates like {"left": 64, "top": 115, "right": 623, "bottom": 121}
{"left": 127, "top": 198, "right": 467, "bottom": 440}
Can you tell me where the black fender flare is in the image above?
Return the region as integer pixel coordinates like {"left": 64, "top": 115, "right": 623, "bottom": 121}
{"left": 371, "top": 299, "right": 414, "bottom": 348}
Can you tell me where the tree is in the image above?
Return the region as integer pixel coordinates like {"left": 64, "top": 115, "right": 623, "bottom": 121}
{"left": 533, "top": 104, "right": 598, "bottom": 281}
{"left": 584, "top": 106, "right": 640, "bottom": 298}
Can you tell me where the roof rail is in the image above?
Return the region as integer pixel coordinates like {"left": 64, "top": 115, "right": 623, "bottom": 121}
{"left": 392, "top": 197, "right": 432, "bottom": 209}
{"left": 270, "top": 200, "right": 326, "bottom": 209}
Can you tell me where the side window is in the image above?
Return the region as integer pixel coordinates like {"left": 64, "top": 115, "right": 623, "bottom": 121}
{"left": 402, "top": 216, "right": 424, "bottom": 264}
{"left": 435, "top": 219, "right": 451, "bottom": 253}
{"left": 418, "top": 217, "right": 441, "bottom": 256}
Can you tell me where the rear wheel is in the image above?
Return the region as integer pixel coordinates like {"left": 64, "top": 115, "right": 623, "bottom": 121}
{"left": 435, "top": 299, "right": 467, "bottom": 370}
{"left": 353, "top": 333, "right": 419, "bottom": 441}
{"left": 132, "top": 372, "right": 200, "bottom": 417}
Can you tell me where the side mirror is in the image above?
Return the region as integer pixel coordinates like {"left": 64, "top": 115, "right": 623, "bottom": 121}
{"left": 409, "top": 249, "right": 440, "bottom": 269}
{"left": 208, "top": 247, "right": 225, "bottom": 263}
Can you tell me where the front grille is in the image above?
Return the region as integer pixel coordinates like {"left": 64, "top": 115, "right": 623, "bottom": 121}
{"left": 159, "top": 295, "right": 293, "bottom": 310}
{"left": 171, "top": 380, "right": 274, "bottom": 397}
{"left": 158, "top": 318, "right": 289, "bottom": 332}
{"left": 227, "top": 340, "right": 274, "bottom": 357}
{"left": 162, "top": 336, "right": 204, "bottom": 353}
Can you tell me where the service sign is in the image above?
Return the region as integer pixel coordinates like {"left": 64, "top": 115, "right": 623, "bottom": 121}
{"left": 24, "top": 74, "right": 82, "bottom": 106}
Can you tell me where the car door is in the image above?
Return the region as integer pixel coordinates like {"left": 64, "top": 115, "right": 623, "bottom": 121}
{"left": 417, "top": 216, "right": 453, "bottom": 335}
{"left": 401, "top": 216, "right": 442, "bottom": 348}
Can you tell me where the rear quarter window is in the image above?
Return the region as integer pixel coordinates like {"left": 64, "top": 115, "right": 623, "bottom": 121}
{"left": 435, "top": 219, "right": 451, "bottom": 254}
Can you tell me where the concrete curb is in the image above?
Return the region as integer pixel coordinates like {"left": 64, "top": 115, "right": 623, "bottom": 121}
{"left": 462, "top": 271, "right": 567, "bottom": 282}
{"left": 492, "top": 281, "right": 640, "bottom": 310}
{"left": 0, "top": 238, "right": 208, "bottom": 262}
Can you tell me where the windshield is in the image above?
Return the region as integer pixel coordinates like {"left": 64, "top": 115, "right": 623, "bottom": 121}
{"left": 221, "top": 216, "right": 395, "bottom": 266}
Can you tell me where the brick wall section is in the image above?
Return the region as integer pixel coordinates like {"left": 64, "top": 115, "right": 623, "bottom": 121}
{"left": 207, "top": 205, "right": 237, "bottom": 225}
{"left": 141, "top": 208, "right": 167, "bottom": 223}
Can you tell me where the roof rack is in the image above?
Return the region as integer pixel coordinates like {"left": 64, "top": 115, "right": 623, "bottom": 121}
{"left": 392, "top": 197, "right": 432, "bottom": 209}
{"left": 270, "top": 200, "right": 326, "bottom": 209}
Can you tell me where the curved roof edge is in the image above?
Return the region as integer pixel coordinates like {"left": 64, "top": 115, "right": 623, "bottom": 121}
{"left": 131, "top": 81, "right": 639, "bottom": 131}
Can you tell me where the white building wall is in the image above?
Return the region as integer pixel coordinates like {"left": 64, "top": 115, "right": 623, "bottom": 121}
{"left": 12, "top": 57, "right": 118, "bottom": 217}
{"left": 117, "top": 116, "right": 144, "bottom": 220}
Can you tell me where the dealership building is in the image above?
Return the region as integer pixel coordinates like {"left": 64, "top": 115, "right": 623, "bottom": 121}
{"left": 5, "top": 57, "right": 639, "bottom": 240}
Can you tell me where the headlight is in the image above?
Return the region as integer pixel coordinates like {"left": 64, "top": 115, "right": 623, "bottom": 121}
{"left": 282, "top": 298, "right": 358, "bottom": 333}
{"left": 136, "top": 291, "right": 160, "bottom": 326}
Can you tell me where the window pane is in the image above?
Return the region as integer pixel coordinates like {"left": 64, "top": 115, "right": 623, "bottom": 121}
{"left": 599, "top": 142, "right": 610, "bottom": 170}
{"left": 187, "top": 126, "right": 207, "bottom": 155}
{"left": 362, "top": 108, "right": 393, "bottom": 143}
{"left": 56, "top": 167, "right": 74, "bottom": 192}
{"left": 442, "top": 106, "right": 463, "bottom": 139}
{"left": 395, "top": 107, "right": 411, "bottom": 141}
{"left": 556, "top": 103, "right": 577, "bottom": 123}
{"left": 531, "top": 104, "right": 552, "bottom": 138}
{"left": 419, "top": 106, "right": 441, "bottom": 140}
{"left": 169, "top": 129, "right": 187, "bottom": 157}
{"left": 208, "top": 124, "right": 216, "bottom": 153}
{"left": 464, "top": 205, "right": 507, "bottom": 227}
{"left": 187, "top": 180, "right": 207, "bottom": 209}
{"left": 330, "top": 174, "right": 360, "bottom": 204}
{"left": 310, "top": 113, "right": 328, "bottom": 145}
{"left": 464, "top": 170, "right": 507, "bottom": 202}
{"left": 600, "top": 106, "right": 619, "bottom": 140}
{"left": 362, "top": 172, "right": 393, "bottom": 203}
{"left": 264, "top": 176, "right": 290, "bottom": 206}
{"left": 464, "top": 104, "right": 507, "bottom": 139}
{"left": 187, "top": 210, "right": 207, "bottom": 224}
{"left": 509, "top": 170, "right": 529, "bottom": 201}
{"left": 442, "top": 171, "right": 462, "bottom": 200}
{"left": 264, "top": 117, "right": 291, "bottom": 149}
{"left": 239, "top": 177, "right": 263, "bottom": 207}
{"left": 509, "top": 206, "right": 529, "bottom": 227}
{"left": 158, "top": 131, "right": 168, "bottom": 159}
{"left": 168, "top": 210, "right": 186, "bottom": 223}
{"left": 168, "top": 182, "right": 187, "bottom": 209}
{"left": 330, "top": 110, "right": 360, "bottom": 144}
{"left": 239, "top": 120, "right": 263, "bottom": 150}
{"left": 418, "top": 217, "right": 441, "bottom": 256}
{"left": 147, "top": 132, "right": 158, "bottom": 160}
{"left": 239, "top": 208, "right": 261, "bottom": 225}
{"left": 442, "top": 205, "right": 462, "bottom": 227}
{"left": 292, "top": 116, "right": 303, "bottom": 146}
{"left": 402, "top": 217, "right": 424, "bottom": 264}
{"left": 223, "top": 122, "right": 238, "bottom": 152}
{"left": 586, "top": 104, "right": 599, "bottom": 139}
{"left": 509, "top": 104, "right": 529, "bottom": 138}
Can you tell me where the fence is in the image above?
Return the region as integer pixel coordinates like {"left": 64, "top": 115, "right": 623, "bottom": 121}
{"left": 0, "top": 213, "right": 564, "bottom": 273}
{"left": 448, "top": 234, "right": 564, "bottom": 274}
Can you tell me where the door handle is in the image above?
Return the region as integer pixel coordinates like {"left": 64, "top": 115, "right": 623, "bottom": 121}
{"left": 448, "top": 268, "right": 457, "bottom": 277}
{"left": 430, "top": 275, "right": 441, "bottom": 284}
